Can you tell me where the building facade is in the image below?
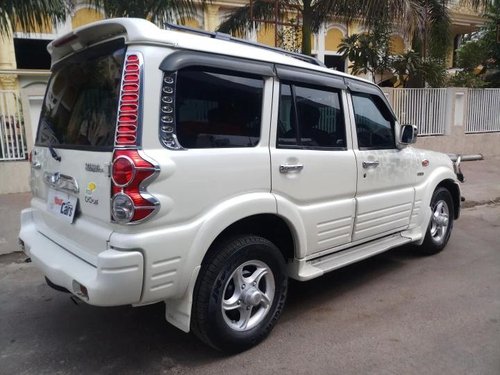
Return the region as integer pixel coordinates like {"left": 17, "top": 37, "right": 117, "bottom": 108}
{"left": 0, "top": 0, "right": 487, "bottom": 193}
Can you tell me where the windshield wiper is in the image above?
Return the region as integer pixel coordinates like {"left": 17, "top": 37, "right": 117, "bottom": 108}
{"left": 48, "top": 144, "right": 61, "bottom": 162}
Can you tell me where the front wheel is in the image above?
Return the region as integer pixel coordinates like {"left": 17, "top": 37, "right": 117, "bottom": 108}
{"left": 191, "top": 235, "right": 288, "bottom": 352}
{"left": 419, "top": 187, "right": 454, "bottom": 255}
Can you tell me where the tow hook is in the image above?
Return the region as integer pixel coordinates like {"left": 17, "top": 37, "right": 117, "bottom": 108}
{"left": 454, "top": 155, "right": 465, "bottom": 183}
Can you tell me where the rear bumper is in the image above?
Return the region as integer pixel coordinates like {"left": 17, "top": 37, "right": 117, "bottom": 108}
{"left": 19, "top": 208, "right": 144, "bottom": 306}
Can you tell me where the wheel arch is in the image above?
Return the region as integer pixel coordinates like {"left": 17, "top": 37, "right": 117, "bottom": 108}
{"left": 164, "top": 209, "right": 298, "bottom": 334}
{"left": 436, "top": 179, "right": 461, "bottom": 219}
{"left": 201, "top": 214, "right": 297, "bottom": 267}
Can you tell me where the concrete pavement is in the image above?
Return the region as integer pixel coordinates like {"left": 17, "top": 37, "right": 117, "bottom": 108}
{"left": 1, "top": 204, "right": 499, "bottom": 374}
{"left": 459, "top": 156, "right": 500, "bottom": 207}
{"left": 0, "top": 156, "right": 499, "bottom": 255}
{"left": 0, "top": 192, "right": 31, "bottom": 256}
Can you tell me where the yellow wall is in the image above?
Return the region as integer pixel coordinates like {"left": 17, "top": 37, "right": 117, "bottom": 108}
{"left": 72, "top": 8, "right": 104, "bottom": 29}
{"left": 257, "top": 27, "right": 276, "bottom": 46}
{"left": 13, "top": 17, "right": 52, "bottom": 34}
{"left": 0, "top": 34, "right": 16, "bottom": 70}
{"left": 179, "top": 18, "right": 201, "bottom": 29}
{"left": 389, "top": 35, "right": 405, "bottom": 54}
{"left": 325, "top": 28, "right": 343, "bottom": 51}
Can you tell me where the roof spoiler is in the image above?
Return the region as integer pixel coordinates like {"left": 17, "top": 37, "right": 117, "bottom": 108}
{"left": 47, "top": 18, "right": 158, "bottom": 67}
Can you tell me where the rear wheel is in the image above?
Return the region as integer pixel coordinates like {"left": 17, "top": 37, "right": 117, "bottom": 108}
{"left": 191, "top": 235, "right": 288, "bottom": 352}
{"left": 419, "top": 187, "right": 454, "bottom": 255}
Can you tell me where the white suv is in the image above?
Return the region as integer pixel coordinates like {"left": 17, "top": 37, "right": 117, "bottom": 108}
{"left": 19, "top": 18, "right": 463, "bottom": 352}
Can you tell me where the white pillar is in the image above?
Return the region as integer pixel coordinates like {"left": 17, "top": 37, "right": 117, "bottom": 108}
{"left": 204, "top": 5, "right": 220, "bottom": 32}
{"left": 317, "top": 23, "right": 325, "bottom": 63}
{"left": 250, "top": 23, "right": 257, "bottom": 42}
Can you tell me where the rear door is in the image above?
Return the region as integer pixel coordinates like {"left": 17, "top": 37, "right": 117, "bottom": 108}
{"left": 271, "top": 67, "right": 357, "bottom": 258}
{"left": 30, "top": 39, "right": 126, "bottom": 264}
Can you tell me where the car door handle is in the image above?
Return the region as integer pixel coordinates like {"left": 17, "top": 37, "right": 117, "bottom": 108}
{"left": 280, "top": 164, "right": 304, "bottom": 174}
{"left": 32, "top": 161, "right": 41, "bottom": 170}
{"left": 362, "top": 160, "right": 380, "bottom": 169}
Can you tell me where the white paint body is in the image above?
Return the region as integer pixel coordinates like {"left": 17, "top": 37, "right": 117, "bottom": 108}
{"left": 19, "top": 18, "right": 461, "bottom": 333}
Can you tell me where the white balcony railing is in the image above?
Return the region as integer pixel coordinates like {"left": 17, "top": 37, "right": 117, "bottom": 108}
{"left": 0, "top": 90, "right": 27, "bottom": 161}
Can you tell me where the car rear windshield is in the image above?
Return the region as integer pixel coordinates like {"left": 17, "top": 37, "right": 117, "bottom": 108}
{"left": 36, "top": 39, "right": 126, "bottom": 151}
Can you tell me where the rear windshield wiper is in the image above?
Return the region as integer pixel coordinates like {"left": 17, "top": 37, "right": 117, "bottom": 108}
{"left": 48, "top": 143, "right": 61, "bottom": 162}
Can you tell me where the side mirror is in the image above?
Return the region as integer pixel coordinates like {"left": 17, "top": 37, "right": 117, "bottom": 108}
{"left": 400, "top": 124, "right": 418, "bottom": 145}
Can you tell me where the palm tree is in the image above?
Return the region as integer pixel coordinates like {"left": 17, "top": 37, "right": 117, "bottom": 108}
{"left": 0, "top": 0, "right": 70, "bottom": 35}
{"left": 0, "top": 0, "right": 207, "bottom": 36}
{"left": 87, "top": 0, "right": 204, "bottom": 25}
{"left": 337, "top": 21, "right": 392, "bottom": 83}
{"left": 217, "top": 0, "right": 331, "bottom": 55}
{"left": 217, "top": 0, "right": 490, "bottom": 56}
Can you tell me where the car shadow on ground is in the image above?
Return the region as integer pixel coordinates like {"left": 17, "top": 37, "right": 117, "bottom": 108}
{"left": 282, "top": 244, "right": 420, "bottom": 322}
{"left": 3, "top": 244, "right": 422, "bottom": 373}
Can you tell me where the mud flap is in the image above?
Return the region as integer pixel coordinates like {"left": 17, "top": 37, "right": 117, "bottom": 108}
{"left": 164, "top": 266, "right": 200, "bottom": 333}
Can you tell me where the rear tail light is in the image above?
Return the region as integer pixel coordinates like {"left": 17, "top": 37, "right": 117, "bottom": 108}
{"left": 111, "top": 156, "right": 135, "bottom": 187}
{"left": 115, "top": 53, "right": 142, "bottom": 146}
{"left": 111, "top": 193, "right": 135, "bottom": 223}
{"left": 111, "top": 52, "right": 159, "bottom": 224}
{"left": 111, "top": 149, "right": 159, "bottom": 224}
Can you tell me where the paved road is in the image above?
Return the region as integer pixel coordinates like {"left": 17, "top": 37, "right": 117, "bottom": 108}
{"left": 1, "top": 205, "right": 499, "bottom": 375}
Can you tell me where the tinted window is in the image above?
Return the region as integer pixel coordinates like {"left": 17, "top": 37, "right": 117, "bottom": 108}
{"left": 277, "top": 84, "right": 296, "bottom": 146}
{"left": 352, "top": 94, "right": 395, "bottom": 149}
{"left": 176, "top": 70, "right": 263, "bottom": 148}
{"left": 36, "top": 40, "right": 125, "bottom": 150}
{"left": 278, "top": 84, "right": 345, "bottom": 149}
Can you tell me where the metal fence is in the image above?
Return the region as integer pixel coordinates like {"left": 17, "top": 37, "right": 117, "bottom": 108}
{"left": 384, "top": 88, "right": 448, "bottom": 136}
{"left": 465, "top": 89, "right": 500, "bottom": 133}
{"left": 0, "top": 90, "right": 27, "bottom": 161}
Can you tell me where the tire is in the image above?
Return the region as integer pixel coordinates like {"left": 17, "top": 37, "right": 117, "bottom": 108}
{"left": 191, "top": 235, "right": 288, "bottom": 352}
{"left": 419, "top": 187, "right": 454, "bottom": 255}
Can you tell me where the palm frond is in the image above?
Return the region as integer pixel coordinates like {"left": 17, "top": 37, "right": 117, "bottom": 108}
{"left": 148, "top": 0, "right": 200, "bottom": 24}
{"left": 310, "top": 1, "right": 343, "bottom": 31}
{"left": 458, "top": 0, "right": 494, "bottom": 10}
{"left": 317, "top": 0, "right": 424, "bottom": 31}
{"left": 0, "top": 0, "right": 70, "bottom": 35}
{"left": 217, "top": 0, "right": 285, "bottom": 35}
{"left": 87, "top": 0, "right": 204, "bottom": 23}
{"left": 425, "top": 0, "right": 452, "bottom": 59}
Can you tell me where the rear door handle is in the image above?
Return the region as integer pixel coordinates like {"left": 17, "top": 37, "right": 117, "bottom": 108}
{"left": 280, "top": 164, "right": 304, "bottom": 174}
{"left": 362, "top": 160, "right": 380, "bottom": 169}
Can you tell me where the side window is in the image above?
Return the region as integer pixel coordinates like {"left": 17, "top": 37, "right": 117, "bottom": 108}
{"left": 277, "top": 83, "right": 346, "bottom": 149}
{"left": 175, "top": 69, "right": 263, "bottom": 148}
{"left": 277, "top": 84, "right": 297, "bottom": 146}
{"left": 351, "top": 94, "right": 395, "bottom": 149}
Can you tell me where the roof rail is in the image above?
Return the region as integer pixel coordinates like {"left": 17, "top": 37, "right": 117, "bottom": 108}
{"left": 164, "top": 22, "right": 326, "bottom": 67}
